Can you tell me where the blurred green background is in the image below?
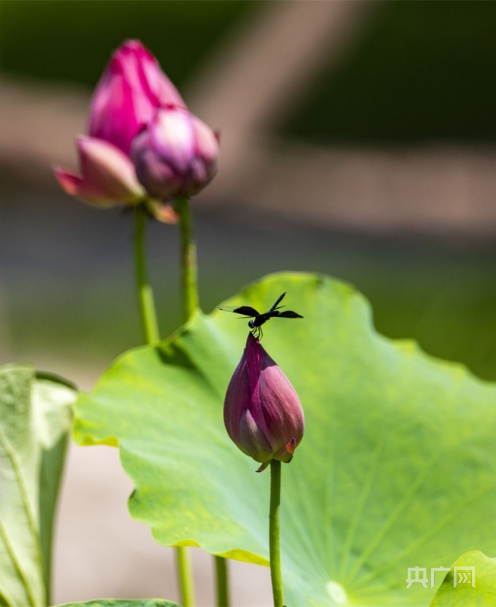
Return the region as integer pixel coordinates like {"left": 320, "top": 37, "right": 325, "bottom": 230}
{"left": 287, "top": 0, "right": 496, "bottom": 144}
{"left": 1, "top": 1, "right": 255, "bottom": 90}
{"left": 2, "top": 0, "right": 496, "bottom": 384}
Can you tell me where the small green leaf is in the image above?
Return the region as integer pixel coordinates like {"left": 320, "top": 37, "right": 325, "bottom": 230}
{"left": 54, "top": 600, "right": 179, "bottom": 607}
{"left": 75, "top": 272, "right": 496, "bottom": 606}
{"left": 430, "top": 550, "right": 496, "bottom": 606}
{"left": 0, "top": 364, "right": 75, "bottom": 607}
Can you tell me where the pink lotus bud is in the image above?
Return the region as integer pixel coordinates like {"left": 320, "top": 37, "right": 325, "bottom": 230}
{"left": 224, "top": 334, "right": 304, "bottom": 472}
{"left": 54, "top": 136, "right": 145, "bottom": 207}
{"left": 131, "top": 106, "right": 219, "bottom": 200}
{"left": 88, "top": 39, "right": 185, "bottom": 155}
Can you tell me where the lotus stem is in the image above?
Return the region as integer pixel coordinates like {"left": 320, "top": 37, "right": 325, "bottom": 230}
{"left": 270, "top": 460, "right": 284, "bottom": 607}
{"left": 134, "top": 206, "right": 160, "bottom": 343}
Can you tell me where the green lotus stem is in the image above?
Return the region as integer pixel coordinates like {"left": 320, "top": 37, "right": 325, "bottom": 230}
{"left": 270, "top": 460, "right": 284, "bottom": 607}
{"left": 134, "top": 206, "right": 160, "bottom": 343}
{"left": 134, "top": 205, "right": 195, "bottom": 604}
{"left": 215, "top": 556, "right": 230, "bottom": 606}
{"left": 172, "top": 196, "right": 199, "bottom": 605}
{"left": 174, "top": 197, "right": 199, "bottom": 321}
{"left": 174, "top": 197, "right": 231, "bottom": 606}
{"left": 176, "top": 546, "right": 196, "bottom": 607}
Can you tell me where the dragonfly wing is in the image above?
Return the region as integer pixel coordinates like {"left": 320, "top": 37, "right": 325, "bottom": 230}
{"left": 278, "top": 310, "right": 303, "bottom": 319}
{"left": 233, "top": 305, "right": 260, "bottom": 316}
{"left": 219, "top": 305, "right": 260, "bottom": 317}
{"left": 271, "top": 292, "right": 286, "bottom": 311}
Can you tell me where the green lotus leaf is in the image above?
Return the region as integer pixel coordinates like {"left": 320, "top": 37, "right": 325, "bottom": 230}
{"left": 75, "top": 272, "right": 496, "bottom": 606}
{"left": 0, "top": 365, "right": 75, "bottom": 607}
{"left": 430, "top": 550, "right": 496, "bottom": 606}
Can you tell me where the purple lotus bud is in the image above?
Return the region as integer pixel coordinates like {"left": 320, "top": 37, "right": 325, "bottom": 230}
{"left": 224, "top": 333, "right": 304, "bottom": 472}
{"left": 131, "top": 106, "right": 219, "bottom": 200}
{"left": 53, "top": 136, "right": 145, "bottom": 207}
{"left": 89, "top": 39, "right": 185, "bottom": 155}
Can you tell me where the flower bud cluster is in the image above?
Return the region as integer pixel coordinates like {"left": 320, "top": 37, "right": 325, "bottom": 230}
{"left": 54, "top": 40, "right": 218, "bottom": 218}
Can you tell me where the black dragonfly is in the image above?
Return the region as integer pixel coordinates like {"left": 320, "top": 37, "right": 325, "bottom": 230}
{"left": 220, "top": 292, "right": 303, "bottom": 338}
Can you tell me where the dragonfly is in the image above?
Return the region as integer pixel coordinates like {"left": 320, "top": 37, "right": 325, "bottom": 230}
{"left": 220, "top": 292, "right": 303, "bottom": 338}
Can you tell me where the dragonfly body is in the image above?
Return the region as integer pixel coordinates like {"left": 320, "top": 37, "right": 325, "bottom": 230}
{"left": 221, "top": 292, "right": 303, "bottom": 338}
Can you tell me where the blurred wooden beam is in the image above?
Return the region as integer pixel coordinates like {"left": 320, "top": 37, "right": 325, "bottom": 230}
{"left": 189, "top": 0, "right": 376, "bottom": 198}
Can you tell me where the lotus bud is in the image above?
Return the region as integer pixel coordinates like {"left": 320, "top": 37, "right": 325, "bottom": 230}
{"left": 88, "top": 39, "right": 185, "bottom": 155}
{"left": 224, "top": 333, "right": 304, "bottom": 472}
{"left": 131, "top": 106, "right": 219, "bottom": 200}
{"left": 54, "top": 136, "right": 145, "bottom": 207}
